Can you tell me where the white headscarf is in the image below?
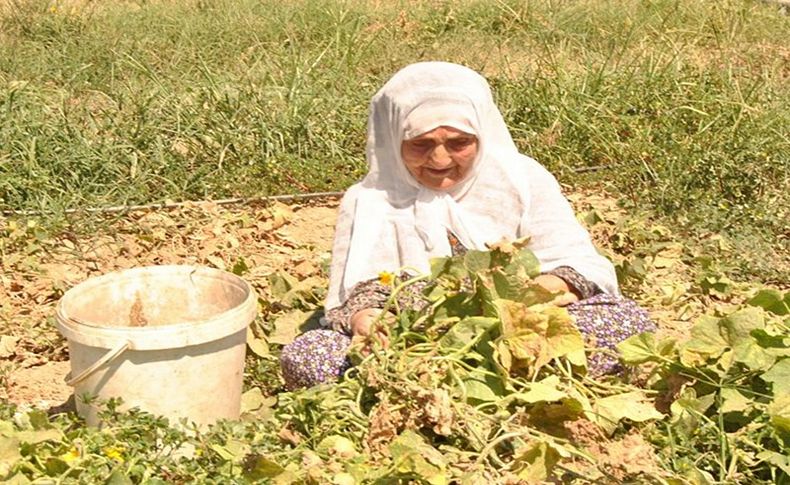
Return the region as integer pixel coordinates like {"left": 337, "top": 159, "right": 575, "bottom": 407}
{"left": 326, "top": 62, "right": 618, "bottom": 310}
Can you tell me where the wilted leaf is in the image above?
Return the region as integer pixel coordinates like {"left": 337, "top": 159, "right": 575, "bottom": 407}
{"left": 496, "top": 302, "right": 585, "bottom": 374}
{"left": 0, "top": 336, "right": 19, "bottom": 358}
{"left": 247, "top": 327, "right": 269, "bottom": 357}
{"left": 1, "top": 473, "right": 32, "bottom": 485}
{"left": 15, "top": 429, "right": 60, "bottom": 445}
{"left": 316, "top": 435, "right": 358, "bottom": 458}
{"left": 0, "top": 436, "right": 22, "bottom": 476}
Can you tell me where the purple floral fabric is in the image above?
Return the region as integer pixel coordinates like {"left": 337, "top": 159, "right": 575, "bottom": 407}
{"left": 279, "top": 329, "right": 352, "bottom": 390}
{"left": 567, "top": 293, "right": 656, "bottom": 376}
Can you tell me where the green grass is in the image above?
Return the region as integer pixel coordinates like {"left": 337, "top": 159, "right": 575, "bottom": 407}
{"left": 0, "top": 0, "right": 788, "bottom": 280}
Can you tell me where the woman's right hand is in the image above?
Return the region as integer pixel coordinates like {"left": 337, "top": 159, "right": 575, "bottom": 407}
{"left": 350, "top": 308, "right": 390, "bottom": 349}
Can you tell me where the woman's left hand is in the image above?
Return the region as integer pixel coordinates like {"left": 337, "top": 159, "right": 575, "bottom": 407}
{"left": 534, "top": 274, "right": 579, "bottom": 307}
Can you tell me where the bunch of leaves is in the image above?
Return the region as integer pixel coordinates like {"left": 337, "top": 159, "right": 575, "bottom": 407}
{"left": 269, "top": 239, "right": 668, "bottom": 483}
{"left": 618, "top": 290, "right": 790, "bottom": 484}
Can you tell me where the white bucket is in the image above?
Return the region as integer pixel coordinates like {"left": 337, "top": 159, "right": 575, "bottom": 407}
{"left": 55, "top": 265, "right": 257, "bottom": 427}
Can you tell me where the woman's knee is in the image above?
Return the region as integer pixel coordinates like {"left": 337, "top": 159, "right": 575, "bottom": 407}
{"left": 279, "top": 329, "right": 352, "bottom": 390}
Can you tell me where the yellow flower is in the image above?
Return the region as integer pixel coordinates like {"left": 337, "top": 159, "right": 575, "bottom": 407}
{"left": 378, "top": 271, "right": 394, "bottom": 286}
{"left": 49, "top": 5, "right": 57, "bottom": 13}
{"left": 60, "top": 447, "right": 80, "bottom": 464}
{"left": 102, "top": 446, "right": 125, "bottom": 463}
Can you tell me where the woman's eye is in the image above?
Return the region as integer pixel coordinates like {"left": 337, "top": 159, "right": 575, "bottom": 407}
{"left": 408, "top": 140, "right": 434, "bottom": 151}
{"left": 448, "top": 138, "right": 475, "bottom": 151}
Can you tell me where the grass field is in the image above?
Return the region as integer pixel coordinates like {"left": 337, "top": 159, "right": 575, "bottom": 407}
{"left": 1, "top": 0, "right": 788, "bottom": 282}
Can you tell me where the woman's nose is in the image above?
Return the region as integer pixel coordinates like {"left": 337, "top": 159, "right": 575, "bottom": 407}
{"left": 429, "top": 144, "right": 452, "bottom": 166}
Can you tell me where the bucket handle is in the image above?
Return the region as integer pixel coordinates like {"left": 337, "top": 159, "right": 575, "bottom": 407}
{"left": 66, "top": 340, "right": 131, "bottom": 387}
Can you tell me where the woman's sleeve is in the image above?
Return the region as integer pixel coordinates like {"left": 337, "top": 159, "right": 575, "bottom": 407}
{"left": 519, "top": 158, "right": 619, "bottom": 295}
{"left": 545, "top": 265, "right": 601, "bottom": 300}
{"left": 323, "top": 275, "right": 428, "bottom": 334}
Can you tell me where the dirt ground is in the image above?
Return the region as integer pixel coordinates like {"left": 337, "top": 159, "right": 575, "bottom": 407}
{"left": 1, "top": 199, "right": 339, "bottom": 409}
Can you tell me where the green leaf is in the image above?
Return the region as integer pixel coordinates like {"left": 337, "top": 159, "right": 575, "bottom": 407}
{"left": 508, "top": 247, "right": 541, "bottom": 278}
{"left": 462, "top": 372, "right": 505, "bottom": 403}
{"left": 671, "top": 388, "right": 716, "bottom": 437}
{"left": 617, "top": 332, "right": 676, "bottom": 365}
{"left": 463, "top": 249, "right": 491, "bottom": 274}
{"left": 752, "top": 330, "right": 790, "bottom": 358}
{"left": 267, "top": 271, "right": 298, "bottom": 299}
{"left": 27, "top": 410, "right": 50, "bottom": 430}
{"left": 748, "top": 289, "right": 789, "bottom": 315}
{"left": 242, "top": 454, "right": 286, "bottom": 481}
{"left": 268, "top": 310, "right": 311, "bottom": 346}
{"left": 756, "top": 450, "right": 790, "bottom": 475}
{"left": 511, "top": 441, "right": 562, "bottom": 482}
{"left": 241, "top": 388, "right": 265, "bottom": 413}
{"left": 231, "top": 257, "right": 249, "bottom": 276}
{"left": 719, "top": 388, "right": 751, "bottom": 414}
{"left": 106, "top": 469, "right": 134, "bottom": 485}
{"left": 767, "top": 395, "right": 790, "bottom": 434}
{"left": 514, "top": 376, "right": 568, "bottom": 404}
{"left": 762, "top": 359, "right": 790, "bottom": 396}
{"left": 723, "top": 308, "right": 775, "bottom": 371}
{"left": 592, "top": 391, "right": 663, "bottom": 435}
{"left": 681, "top": 316, "right": 729, "bottom": 365}
{"left": 389, "top": 430, "right": 447, "bottom": 485}
{"left": 439, "top": 317, "right": 497, "bottom": 351}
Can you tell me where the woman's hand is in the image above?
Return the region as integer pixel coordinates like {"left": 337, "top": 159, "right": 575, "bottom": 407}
{"left": 350, "top": 308, "right": 390, "bottom": 349}
{"left": 534, "top": 274, "right": 579, "bottom": 307}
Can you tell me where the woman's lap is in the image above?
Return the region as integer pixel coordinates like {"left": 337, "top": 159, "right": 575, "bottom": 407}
{"left": 280, "top": 294, "right": 655, "bottom": 389}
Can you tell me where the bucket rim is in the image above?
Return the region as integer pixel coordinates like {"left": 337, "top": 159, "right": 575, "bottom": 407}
{"left": 55, "top": 265, "right": 258, "bottom": 350}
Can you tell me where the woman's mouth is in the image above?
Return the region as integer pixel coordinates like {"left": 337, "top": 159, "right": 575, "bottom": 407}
{"left": 424, "top": 167, "right": 454, "bottom": 177}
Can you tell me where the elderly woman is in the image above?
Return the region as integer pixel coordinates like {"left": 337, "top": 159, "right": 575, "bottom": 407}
{"left": 280, "top": 62, "right": 654, "bottom": 390}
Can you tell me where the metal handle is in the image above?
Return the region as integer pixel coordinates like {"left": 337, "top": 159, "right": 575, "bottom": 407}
{"left": 65, "top": 340, "right": 131, "bottom": 387}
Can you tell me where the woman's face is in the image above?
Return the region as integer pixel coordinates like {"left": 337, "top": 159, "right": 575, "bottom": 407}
{"left": 400, "top": 126, "right": 479, "bottom": 190}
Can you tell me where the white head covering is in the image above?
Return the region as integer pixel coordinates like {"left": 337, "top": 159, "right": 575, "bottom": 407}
{"left": 326, "top": 62, "right": 618, "bottom": 309}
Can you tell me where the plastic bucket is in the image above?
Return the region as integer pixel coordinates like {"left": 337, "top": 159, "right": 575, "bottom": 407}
{"left": 55, "top": 265, "right": 257, "bottom": 427}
